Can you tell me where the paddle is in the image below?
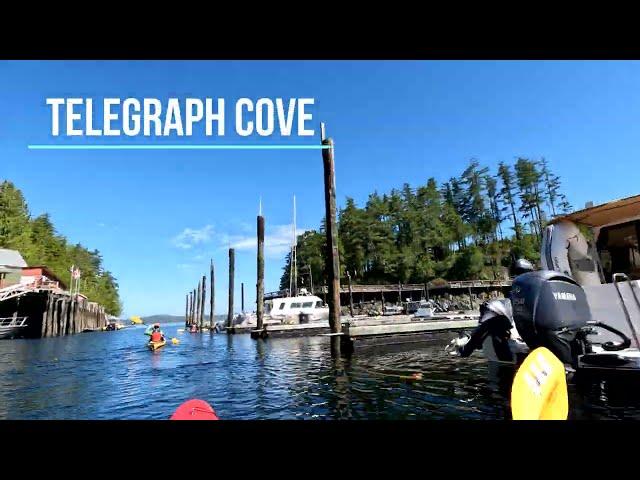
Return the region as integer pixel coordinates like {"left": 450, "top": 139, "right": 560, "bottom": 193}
{"left": 511, "top": 347, "right": 568, "bottom": 420}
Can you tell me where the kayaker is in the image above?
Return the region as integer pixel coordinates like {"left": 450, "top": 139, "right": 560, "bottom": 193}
{"left": 150, "top": 324, "right": 165, "bottom": 342}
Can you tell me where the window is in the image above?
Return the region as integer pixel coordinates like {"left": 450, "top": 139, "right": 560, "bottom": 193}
{"left": 315, "top": 301, "right": 323, "bottom": 308}
{"left": 302, "top": 302, "right": 313, "bottom": 308}
{"left": 597, "top": 220, "right": 640, "bottom": 281}
{"left": 278, "top": 302, "right": 286, "bottom": 310}
{"left": 291, "top": 303, "right": 301, "bottom": 308}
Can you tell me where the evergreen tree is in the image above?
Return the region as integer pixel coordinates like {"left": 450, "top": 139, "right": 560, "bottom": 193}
{"left": 497, "top": 162, "right": 521, "bottom": 240}
{"left": 0, "top": 181, "right": 122, "bottom": 315}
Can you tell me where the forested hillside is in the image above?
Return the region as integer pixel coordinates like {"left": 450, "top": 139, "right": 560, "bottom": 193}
{"left": 280, "top": 157, "right": 572, "bottom": 290}
{"left": 0, "top": 181, "right": 122, "bottom": 315}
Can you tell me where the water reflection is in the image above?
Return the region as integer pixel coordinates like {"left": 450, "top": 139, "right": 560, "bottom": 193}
{"left": 0, "top": 324, "right": 638, "bottom": 419}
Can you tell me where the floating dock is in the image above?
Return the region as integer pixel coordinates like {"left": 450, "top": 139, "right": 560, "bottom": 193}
{"left": 247, "top": 312, "right": 479, "bottom": 345}
{"left": 340, "top": 316, "right": 478, "bottom": 353}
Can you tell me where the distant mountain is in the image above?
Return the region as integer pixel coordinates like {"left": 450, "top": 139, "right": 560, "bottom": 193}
{"left": 142, "top": 315, "right": 184, "bottom": 324}
{"left": 142, "top": 314, "right": 227, "bottom": 324}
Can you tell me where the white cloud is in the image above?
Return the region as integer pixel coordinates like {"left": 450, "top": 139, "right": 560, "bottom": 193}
{"left": 227, "top": 223, "right": 310, "bottom": 259}
{"left": 172, "top": 223, "right": 310, "bottom": 260}
{"left": 172, "top": 225, "right": 214, "bottom": 250}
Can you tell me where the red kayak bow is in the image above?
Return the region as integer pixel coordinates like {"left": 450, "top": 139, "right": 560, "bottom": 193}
{"left": 170, "top": 399, "right": 219, "bottom": 420}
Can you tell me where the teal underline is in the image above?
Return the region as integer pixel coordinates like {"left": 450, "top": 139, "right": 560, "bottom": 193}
{"left": 28, "top": 144, "right": 331, "bottom": 150}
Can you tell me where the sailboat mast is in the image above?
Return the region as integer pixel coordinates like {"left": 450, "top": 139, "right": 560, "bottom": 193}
{"left": 293, "top": 195, "right": 297, "bottom": 296}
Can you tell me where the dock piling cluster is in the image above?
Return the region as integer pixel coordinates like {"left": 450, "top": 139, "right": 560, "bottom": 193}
{"left": 184, "top": 260, "right": 215, "bottom": 332}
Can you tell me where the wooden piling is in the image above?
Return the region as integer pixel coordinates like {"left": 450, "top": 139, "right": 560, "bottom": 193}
{"left": 347, "top": 271, "right": 354, "bottom": 317}
{"left": 227, "top": 248, "right": 235, "bottom": 329}
{"left": 321, "top": 129, "right": 341, "bottom": 335}
{"left": 187, "top": 292, "right": 192, "bottom": 325}
{"left": 210, "top": 259, "right": 215, "bottom": 331}
{"left": 191, "top": 289, "right": 196, "bottom": 326}
{"left": 185, "top": 293, "right": 189, "bottom": 328}
{"left": 198, "top": 283, "right": 202, "bottom": 326}
{"left": 200, "top": 275, "right": 206, "bottom": 330}
{"left": 256, "top": 214, "right": 265, "bottom": 332}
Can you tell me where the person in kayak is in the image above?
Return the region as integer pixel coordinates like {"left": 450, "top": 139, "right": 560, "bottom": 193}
{"left": 150, "top": 323, "right": 165, "bottom": 343}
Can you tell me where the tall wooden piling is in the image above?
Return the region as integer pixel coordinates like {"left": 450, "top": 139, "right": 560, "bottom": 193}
{"left": 200, "top": 275, "right": 206, "bottom": 330}
{"left": 256, "top": 214, "right": 265, "bottom": 331}
{"left": 196, "top": 280, "right": 202, "bottom": 328}
{"left": 210, "top": 259, "right": 215, "bottom": 331}
{"left": 321, "top": 127, "right": 341, "bottom": 336}
{"left": 191, "top": 289, "right": 196, "bottom": 326}
{"left": 347, "top": 271, "right": 354, "bottom": 317}
{"left": 227, "top": 248, "right": 235, "bottom": 329}
{"left": 185, "top": 293, "right": 189, "bottom": 328}
{"left": 187, "top": 292, "right": 191, "bottom": 325}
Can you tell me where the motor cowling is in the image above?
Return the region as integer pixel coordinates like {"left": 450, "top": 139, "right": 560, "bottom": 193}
{"left": 511, "top": 270, "right": 591, "bottom": 365}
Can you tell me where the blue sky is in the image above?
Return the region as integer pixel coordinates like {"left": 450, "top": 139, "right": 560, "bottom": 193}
{"left": 2, "top": 60, "right": 640, "bottom": 317}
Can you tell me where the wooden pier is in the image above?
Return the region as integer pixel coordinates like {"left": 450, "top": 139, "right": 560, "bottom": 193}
{"left": 265, "top": 279, "right": 512, "bottom": 305}
{"left": 0, "top": 282, "right": 107, "bottom": 338}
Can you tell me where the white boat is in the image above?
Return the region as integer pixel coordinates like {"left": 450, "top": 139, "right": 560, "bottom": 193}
{"left": 266, "top": 288, "right": 329, "bottom": 324}
{"left": 413, "top": 300, "right": 435, "bottom": 318}
{"left": 383, "top": 304, "right": 403, "bottom": 316}
{"left": 455, "top": 194, "right": 640, "bottom": 375}
{"left": 0, "top": 316, "right": 28, "bottom": 339}
{"left": 238, "top": 195, "right": 329, "bottom": 327}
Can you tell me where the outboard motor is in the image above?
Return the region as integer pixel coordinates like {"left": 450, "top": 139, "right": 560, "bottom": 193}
{"left": 511, "top": 270, "right": 590, "bottom": 366}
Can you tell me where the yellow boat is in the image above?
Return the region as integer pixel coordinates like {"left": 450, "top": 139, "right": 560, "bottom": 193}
{"left": 148, "top": 339, "right": 166, "bottom": 351}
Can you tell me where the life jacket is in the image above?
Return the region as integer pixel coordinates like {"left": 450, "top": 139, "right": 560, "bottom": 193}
{"left": 151, "top": 331, "right": 163, "bottom": 342}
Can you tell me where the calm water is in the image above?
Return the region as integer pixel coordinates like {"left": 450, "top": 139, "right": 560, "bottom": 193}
{"left": 0, "top": 322, "right": 639, "bottom": 419}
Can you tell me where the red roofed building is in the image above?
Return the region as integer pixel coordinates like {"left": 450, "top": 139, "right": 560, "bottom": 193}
{"left": 20, "top": 266, "right": 67, "bottom": 290}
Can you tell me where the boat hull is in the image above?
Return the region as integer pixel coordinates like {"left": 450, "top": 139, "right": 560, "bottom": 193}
{"left": 0, "top": 326, "right": 25, "bottom": 339}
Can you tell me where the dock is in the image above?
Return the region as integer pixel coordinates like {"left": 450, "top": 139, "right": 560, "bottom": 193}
{"left": 0, "top": 281, "right": 108, "bottom": 338}
{"left": 247, "top": 311, "right": 479, "bottom": 346}
{"left": 340, "top": 316, "right": 478, "bottom": 353}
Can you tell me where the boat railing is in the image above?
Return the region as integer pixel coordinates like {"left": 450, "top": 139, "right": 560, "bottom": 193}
{"left": 0, "top": 316, "right": 28, "bottom": 328}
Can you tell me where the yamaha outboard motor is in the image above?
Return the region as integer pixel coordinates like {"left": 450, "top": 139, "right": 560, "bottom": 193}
{"left": 511, "top": 270, "right": 590, "bottom": 366}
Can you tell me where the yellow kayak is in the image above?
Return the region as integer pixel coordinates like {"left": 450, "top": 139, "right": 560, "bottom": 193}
{"left": 148, "top": 339, "right": 167, "bottom": 351}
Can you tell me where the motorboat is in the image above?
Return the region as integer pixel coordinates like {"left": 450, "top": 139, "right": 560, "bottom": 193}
{"left": 382, "top": 304, "right": 403, "bottom": 316}
{"left": 0, "top": 316, "right": 28, "bottom": 339}
{"left": 265, "top": 288, "right": 329, "bottom": 324}
{"left": 413, "top": 300, "right": 435, "bottom": 318}
{"left": 454, "top": 194, "right": 640, "bottom": 377}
